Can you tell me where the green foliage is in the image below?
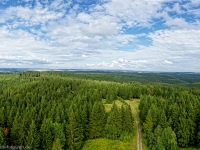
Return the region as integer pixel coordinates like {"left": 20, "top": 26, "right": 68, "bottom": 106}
{"left": 25, "top": 120, "right": 39, "bottom": 150}
{"left": 0, "top": 71, "right": 199, "bottom": 149}
{"left": 0, "top": 129, "right": 5, "bottom": 146}
{"left": 51, "top": 138, "right": 63, "bottom": 150}
{"left": 155, "top": 136, "right": 165, "bottom": 150}
{"left": 89, "top": 101, "right": 106, "bottom": 139}
{"left": 104, "top": 103, "right": 122, "bottom": 139}
{"left": 143, "top": 109, "right": 153, "bottom": 135}
{"left": 81, "top": 138, "right": 131, "bottom": 150}
{"left": 67, "top": 106, "right": 84, "bottom": 150}
{"left": 197, "top": 132, "right": 200, "bottom": 148}
{"left": 40, "top": 119, "right": 53, "bottom": 150}
{"left": 140, "top": 91, "right": 200, "bottom": 149}
{"left": 121, "top": 105, "right": 134, "bottom": 133}
{"left": 158, "top": 110, "right": 167, "bottom": 129}
{"left": 51, "top": 122, "right": 66, "bottom": 148}
{"left": 161, "top": 127, "right": 178, "bottom": 150}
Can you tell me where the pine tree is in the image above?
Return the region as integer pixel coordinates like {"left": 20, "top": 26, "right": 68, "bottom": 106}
{"left": 25, "top": 120, "right": 39, "bottom": 150}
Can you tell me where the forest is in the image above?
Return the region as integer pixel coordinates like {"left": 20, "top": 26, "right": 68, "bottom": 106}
{"left": 0, "top": 71, "right": 200, "bottom": 150}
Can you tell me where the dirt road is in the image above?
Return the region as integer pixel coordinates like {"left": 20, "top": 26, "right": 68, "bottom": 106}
{"left": 129, "top": 103, "right": 143, "bottom": 150}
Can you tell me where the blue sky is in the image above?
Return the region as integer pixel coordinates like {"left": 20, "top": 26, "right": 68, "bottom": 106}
{"left": 0, "top": 0, "right": 200, "bottom": 71}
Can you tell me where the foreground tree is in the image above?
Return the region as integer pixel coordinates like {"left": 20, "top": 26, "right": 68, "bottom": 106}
{"left": 104, "top": 103, "right": 122, "bottom": 139}
{"left": 25, "top": 120, "right": 39, "bottom": 150}
{"left": 0, "top": 129, "right": 5, "bottom": 146}
{"left": 161, "top": 127, "right": 178, "bottom": 150}
{"left": 121, "top": 105, "right": 134, "bottom": 133}
{"left": 51, "top": 138, "right": 63, "bottom": 150}
{"left": 67, "top": 106, "right": 83, "bottom": 150}
{"left": 40, "top": 119, "right": 53, "bottom": 150}
{"left": 89, "top": 101, "right": 106, "bottom": 138}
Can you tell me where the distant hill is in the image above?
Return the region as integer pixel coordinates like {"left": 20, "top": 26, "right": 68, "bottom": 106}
{"left": 1, "top": 68, "right": 200, "bottom": 87}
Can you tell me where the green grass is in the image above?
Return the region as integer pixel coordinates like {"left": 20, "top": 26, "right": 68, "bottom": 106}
{"left": 104, "top": 103, "right": 112, "bottom": 112}
{"left": 82, "top": 138, "right": 132, "bottom": 150}
{"left": 125, "top": 99, "right": 140, "bottom": 113}
{"left": 103, "top": 100, "right": 124, "bottom": 112}
{"left": 180, "top": 147, "right": 198, "bottom": 150}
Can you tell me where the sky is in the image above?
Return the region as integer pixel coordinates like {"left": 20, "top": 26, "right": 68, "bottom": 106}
{"left": 0, "top": 0, "right": 200, "bottom": 72}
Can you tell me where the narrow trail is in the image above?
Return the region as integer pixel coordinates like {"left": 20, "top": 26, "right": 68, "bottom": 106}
{"left": 129, "top": 102, "right": 143, "bottom": 150}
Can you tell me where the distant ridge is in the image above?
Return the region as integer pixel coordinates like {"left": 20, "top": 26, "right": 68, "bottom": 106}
{"left": 0, "top": 68, "right": 200, "bottom": 74}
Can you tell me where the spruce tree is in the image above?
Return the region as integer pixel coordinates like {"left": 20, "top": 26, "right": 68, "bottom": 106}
{"left": 158, "top": 110, "right": 167, "bottom": 129}
{"left": 197, "top": 132, "right": 200, "bottom": 148}
{"left": 161, "top": 127, "right": 178, "bottom": 150}
{"left": 155, "top": 136, "right": 165, "bottom": 150}
{"left": 104, "top": 103, "right": 122, "bottom": 139}
{"left": 51, "top": 122, "right": 66, "bottom": 148}
{"left": 40, "top": 118, "right": 53, "bottom": 150}
{"left": 79, "top": 102, "right": 89, "bottom": 140}
{"left": 143, "top": 109, "right": 153, "bottom": 136}
{"left": 176, "top": 115, "right": 190, "bottom": 147}
{"left": 67, "top": 106, "right": 83, "bottom": 150}
{"left": 89, "top": 101, "right": 106, "bottom": 138}
{"left": 0, "top": 108, "right": 5, "bottom": 127}
{"left": 25, "top": 120, "right": 39, "bottom": 150}
{"left": 10, "top": 115, "right": 20, "bottom": 145}
{"left": 0, "top": 129, "right": 5, "bottom": 146}
{"left": 121, "top": 105, "right": 134, "bottom": 133}
{"left": 51, "top": 138, "right": 63, "bottom": 150}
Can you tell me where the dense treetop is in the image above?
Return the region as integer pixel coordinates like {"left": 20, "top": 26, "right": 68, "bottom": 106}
{"left": 0, "top": 71, "right": 199, "bottom": 149}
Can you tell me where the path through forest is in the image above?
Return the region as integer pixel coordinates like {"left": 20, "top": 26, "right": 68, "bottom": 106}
{"left": 127, "top": 100, "right": 143, "bottom": 150}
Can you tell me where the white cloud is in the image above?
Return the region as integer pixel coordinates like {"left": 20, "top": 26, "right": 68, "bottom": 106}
{"left": 86, "top": 63, "right": 95, "bottom": 67}
{"left": 88, "top": 58, "right": 148, "bottom": 69}
{"left": 82, "top": 54, "right": 88, "bottom": 58}
{"left": 0, "top": 0, "right": 199, "bottom": 71}
{"left": 163, "top": 60, "right": 173, "bottom": 65}
{"left": 164, "top": 16, "right": 200, "bottom": 30}
{"left": 102, "top": 0, "right": 168, "bottom": 27}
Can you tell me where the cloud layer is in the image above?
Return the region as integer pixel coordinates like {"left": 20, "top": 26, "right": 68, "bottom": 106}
{"left": 0, "top": 0, "right": 200, "bottom": 71}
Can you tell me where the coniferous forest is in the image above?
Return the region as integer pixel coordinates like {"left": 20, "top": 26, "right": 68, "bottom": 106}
{"left": 0, "top": 71, "right": 200, "bottom": 150}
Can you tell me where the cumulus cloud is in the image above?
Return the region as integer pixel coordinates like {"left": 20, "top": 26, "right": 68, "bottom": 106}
{"left": 0, "top": 0, "right": 199, "bottom": 71}
{"left": 163, "top": 60, "right": 173, "bottom": 65}
{"left": 86, "top": 58, "right": 148, "bottom": 70}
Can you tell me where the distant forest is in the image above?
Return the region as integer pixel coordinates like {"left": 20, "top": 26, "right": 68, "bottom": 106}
{"left": 0, "top": 71, "right": 200, "bottom": 149}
